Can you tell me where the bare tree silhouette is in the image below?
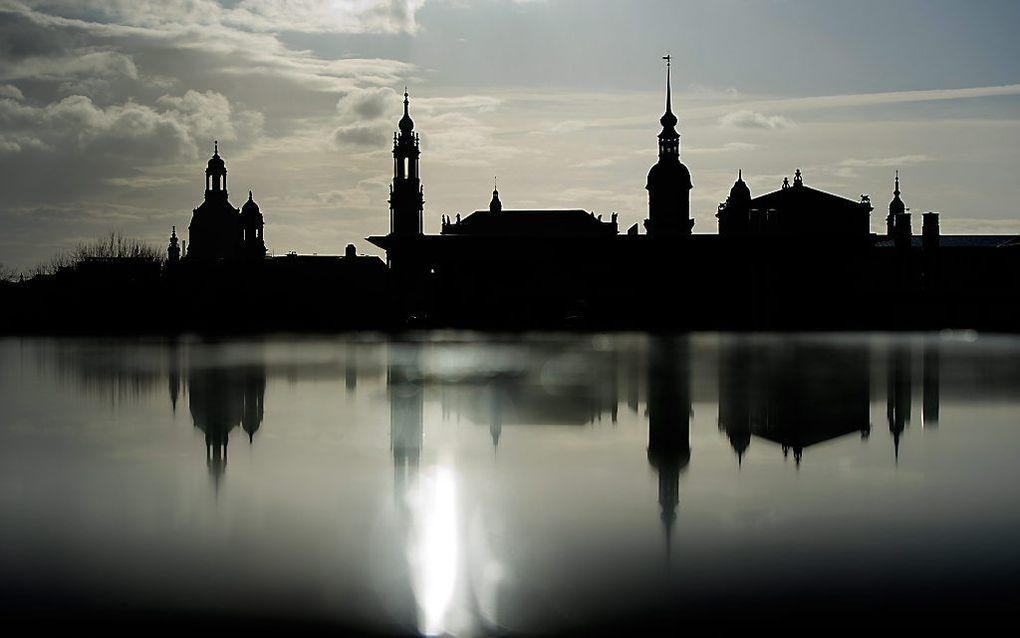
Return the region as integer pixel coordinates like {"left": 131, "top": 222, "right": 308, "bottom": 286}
{"left": 34, "top": 232, "right": 165, "bottom": 275}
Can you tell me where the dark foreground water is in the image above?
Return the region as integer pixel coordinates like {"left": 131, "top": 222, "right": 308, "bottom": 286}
{"left": 1, "top": 333, "right": 1019, "bottom": 634}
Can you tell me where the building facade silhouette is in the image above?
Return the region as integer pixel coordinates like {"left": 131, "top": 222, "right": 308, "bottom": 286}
{"left": 363, "top": 59, "right": 1020, "bottom": 331}
{"left": 184, "top": 142, "right": 267, "bottom": 261}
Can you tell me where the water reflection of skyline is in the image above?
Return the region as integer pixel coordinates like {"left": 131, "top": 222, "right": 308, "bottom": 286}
{"left": 36, "top": 335, "right": 1020, "bottom": 476}
{"left": 18, "top": 334, "right": 1020, "bottom": 630}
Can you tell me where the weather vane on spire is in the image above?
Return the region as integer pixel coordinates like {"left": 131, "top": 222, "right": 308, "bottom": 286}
{"left": 663, "top": 53, "right": 671, "bottom": 67}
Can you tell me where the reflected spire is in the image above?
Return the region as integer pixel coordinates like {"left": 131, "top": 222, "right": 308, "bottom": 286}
{"left": 646, "top": 337, "right": 691, "bottom": 563}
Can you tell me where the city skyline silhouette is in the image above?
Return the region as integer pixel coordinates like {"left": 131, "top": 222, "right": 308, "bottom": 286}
{"left": 1, "top": 1, "right": 1020, "bottom": 272}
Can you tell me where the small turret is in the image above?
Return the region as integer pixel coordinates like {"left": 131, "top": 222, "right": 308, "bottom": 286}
{"left": 717, "top": 170, "right": 752, "bottom": 237}
{"left": 239, "top": 190, "right": 267, "bottom": 259}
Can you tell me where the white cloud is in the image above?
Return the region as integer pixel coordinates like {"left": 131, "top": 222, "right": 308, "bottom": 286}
{"left": 838, "top": 154, "right": 930, "bottom": 168}
{"left": 718, "top": 109, "right": 794, "bottom": 130}
{"left": 22, "top": 0, "right": 430, "bottom": 34}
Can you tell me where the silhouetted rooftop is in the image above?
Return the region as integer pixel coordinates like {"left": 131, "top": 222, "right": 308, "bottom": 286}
{"left": 752, "top": 180, "right": 870, "bottom": 213}
{"left": 442, "top": 209, "right": 617, "bottom": 237}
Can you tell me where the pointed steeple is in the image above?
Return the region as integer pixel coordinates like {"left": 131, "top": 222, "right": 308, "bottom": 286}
{"left": 489, "top": 176, "right": 502, "bottom": 213}
{"left": 167, "top": 225, "right": 181, "bottom": 265}
{"left": 399, "top": 86, "right": 414, "bottom": 135}
{"left": 659, "top": 54, "right": 678, "bottom": 134}
{"left": 888, "top": 170, "right": 906, "bottom": 227}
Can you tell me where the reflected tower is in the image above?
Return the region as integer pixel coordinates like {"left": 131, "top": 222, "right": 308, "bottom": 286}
{"left": 717, "top": 339, "right": 754, "bottom": 464}
{"left": 389, "top": 345, "right": 424, "bottom": 501}
{"left": 887, "top": 343, "right": 913, "bottom": 460}
{"left": 922, "top": 342, "right": 940, "bottom": 429}
{"left": 646, "top": 337, "right": 692, "bottom": 555}
{"left": 187, "top": 358, "right": 267, "bottom": 486}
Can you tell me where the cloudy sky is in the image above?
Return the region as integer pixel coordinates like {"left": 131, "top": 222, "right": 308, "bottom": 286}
{"left": 2, "top": 0, "right": 1019, "bottom": 269}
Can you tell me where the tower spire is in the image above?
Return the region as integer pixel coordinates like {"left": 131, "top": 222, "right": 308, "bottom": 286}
{"left": 664, "top": 53, "right": 672, "bottom": 116}
{"left": 659, "top": 54, "right": 677, "bottom": 131}
{"left": 894, "top": 170, "right": 901, "bottom": 197}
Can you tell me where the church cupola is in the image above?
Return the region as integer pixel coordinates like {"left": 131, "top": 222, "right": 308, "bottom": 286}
{"left": 887, "top": 171, "right": 906, "bottom": 236}
{"left": 717, "top": 170, "right": 752, "bottom": 237}
{"left": 205, "top": 140, "right": 227, "bottom": 197}
{"left": 729, "top": 169, "right": 751, "bottom": 204}
{"left": 644, "top": 55, "right": 693, "bottom": 237}
{"left": 239, "top": 190, "right": 267, "bottom": 259}
{"left": 489, "top": 178, "right": 502, "bottom": 213}
{"left": 389, "top": 88, "right": 424, "bottom": 237}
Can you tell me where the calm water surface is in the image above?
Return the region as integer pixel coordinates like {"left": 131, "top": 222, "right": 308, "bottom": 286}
{"left": 1, "top": 333, "right": 1019, "bottom": 633}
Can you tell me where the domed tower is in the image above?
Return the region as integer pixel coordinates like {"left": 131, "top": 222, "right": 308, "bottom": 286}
{"left": 644, "top": 55, "right": 693, "bottom": 237}
{"left": 717, "top": 170, "right": 752, "bottom": 237}
{"left": 187, "top": 141, "right": 241, "bottom": 260}
{"left": 166, "top": 226, "right": 181, "bottom": 266}
{"left": 489, "top": 178, "right": 502, "bottom": 213}
{"left": 239, "top": 190, "right": 267, "bottom": 259}
{"left": 887, "top": 171, "right": 906, "bottom": 237}
{"left": 389, "top": 89, "right": 424, "bottom": 237}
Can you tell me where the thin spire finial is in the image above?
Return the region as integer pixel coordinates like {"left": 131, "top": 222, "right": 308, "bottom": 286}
{"left": 214, "top": 140, "right": 218, "bottom": 155}
{"left": 662, "top": 53, "right": 672, "bottom": 114}
{"left": 895, "top": 170, "right": 900, "bottom": 196}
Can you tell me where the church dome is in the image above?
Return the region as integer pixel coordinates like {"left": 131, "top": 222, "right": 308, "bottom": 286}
{"left": 889, "top": 171, "right": 905, "bottom": 215}
{"left": 889, "top": 195, "right": 905, "bottom": 215}
{"left": 206, "top": 141, "right": 225, "bottom": 174}
{"left": 729, "top": 170, "right": 751, "bottom": 202}
{"left": 398, "top": 90, "right": 414, "bottom": 134}
{"left": 646, "top": 159, "right": 692, "bottom": 191}
{"left": 240, "top": 191, "right": 262, "bottom": 220}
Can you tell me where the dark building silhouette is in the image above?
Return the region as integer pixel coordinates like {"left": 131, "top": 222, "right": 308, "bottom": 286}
{"left": 717, "top": 168, "right": 873, "bottom": 242}
{"left": 6, "top": 58, "right": 1020, "bottom": 334}
{"left": 356, "top": 58, "right": 1020, "bottom": 331}
{"left": 239, "top": 191, "right": 268, "bottom": 260}
{"left": 167, "top": 226, "right": 181, "bottom": 267}
{"left": 644, "top": 55, "right": 693, "bottom": 237}
{"left": 390, "top": 89, "right": 424, "bottom": 239}
{"left": 185, "top": 142, "right": 268, "bottom": 262}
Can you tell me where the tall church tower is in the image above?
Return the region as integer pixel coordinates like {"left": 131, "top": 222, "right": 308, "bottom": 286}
{"left": 167, "top": 226, "right": 181, "bottom": 266}
{"left": 887, "top": 171, "right": 906, "bottom": 237}
{"left": 187, "top": 141, "right": 241, "bottom": 260}
{"left": 389, "top": 90, "right": 424, "bottom": 237}
{"left": 645, "top": 55, "right": 693, "bottom": 237}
